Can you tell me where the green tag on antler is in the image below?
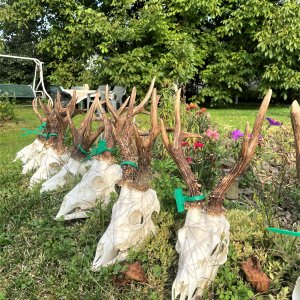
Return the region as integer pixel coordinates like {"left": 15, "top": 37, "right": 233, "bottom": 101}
{"left": 174, "top": 188, "right": 206, "bottom": 213}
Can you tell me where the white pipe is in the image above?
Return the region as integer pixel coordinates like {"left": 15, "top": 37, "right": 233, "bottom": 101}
{"left": 0, "top": 54, "right": 53, "bottom": 106}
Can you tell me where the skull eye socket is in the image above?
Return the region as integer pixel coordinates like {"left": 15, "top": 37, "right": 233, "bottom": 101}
{"left": 91, "top": 175, "right": 106, "bottom": 191}
{"left": 128, "top": 209, "right": 144, "bottom": 229}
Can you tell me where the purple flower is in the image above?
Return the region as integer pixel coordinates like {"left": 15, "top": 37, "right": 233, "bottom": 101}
{"left": 230, "top": 129, "right": 244, "bottom": 141}
{"left": 266, "top": 117, "right": 282, "bottom": 126}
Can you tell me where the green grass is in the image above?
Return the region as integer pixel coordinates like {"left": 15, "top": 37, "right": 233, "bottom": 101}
{"left": 208, "top": 103, "right": 290, "bottom": 131}
{"left": 0, "top": 106, "right": 38, "bottom": 166}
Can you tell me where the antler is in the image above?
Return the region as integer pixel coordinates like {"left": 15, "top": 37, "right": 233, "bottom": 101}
{"left": 207, "top": 89, "right": 272, "bottom": 214}
{"left": 291, "top": 100, "right": 300, "bottom": 183}
{"left": 133, "top": 77, "right": 156, "bottom": 116}
{"left": 54, "top": 91, "right": 77, "bottom": 118}
{"left": 132, "top": 88, "right": 161, "bottom": 191}
{"left": 160, "top": 89, "right": 202, "bottom": 196}
{"left": 32, "top": 98, "right": 46, "bottom": 123}
{"left": 65, "top": 93, "right": 104, "bottom": 158}
{"left": 106, "top": 80, "right": 155, "bottom": 184}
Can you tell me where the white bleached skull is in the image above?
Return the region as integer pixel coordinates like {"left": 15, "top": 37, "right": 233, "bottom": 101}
{"left": 21, "top": 147, "right": 48, "bottom": 175}
{"left": 29, "top": 147, "right": 70, "bottom": 186}
{"left": 40, "top": 157, "right": 92, "bottom": 192}
{"left": 172, "top": 209, "right": 230, "bottom": 300}
{"left": 293, "top": 277, "right": 300, "bottom": 300}
{"left": 92, "top": 186, "right": 160, "bottom": 270}
{"left": 55, "top": 159, "right": 122, "bottom": 220}
{"left": 15, "top": 139, "right": 45, "bottom": 165}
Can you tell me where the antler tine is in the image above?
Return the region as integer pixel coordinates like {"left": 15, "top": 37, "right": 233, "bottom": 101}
{"left": 65, "top": 109, "right": 78, "bottom": 140}
{"left": 105, "top": 85, "right": 119, "bottom": 120}
{"left": 149, "top": 88, "right": 161, "bottom": 139}
{"left": 54, "top": 92, "right": 64, "bottom": 114}
{"left": 97, "top": 98, "right": 107, "bottom": 120}
{"left": 97, "top": 100, "right": 111, "bottom": 140}
{"left": 174, "top": 89, "right": 182, "bottom": 149}
{"left": 38, "top": 98, "right": 51, "bottom": 114}
{"left": 160, "top": 90, "right": 202, "bottom": 196}
{"left": 87, "top": 99, "right": 105, "bottom": 145}
{"left": 133, "top": 76, "right": 156, "bottom": 116}
{"left": 134, "top": 88, "right": 160, "bottom": 149}
{"left": 66, "top": 90, "right": 77, "bottom": 114}
{"left": 32, "top": 99, "right": 45, "bottom": 122}
{"left": 126, "top": 87, "right": 137, "bottom": 122}
{"left": 291, "top": 100, "right": 300, "bottom": 183}
{"left": 249, "top": 89, "right": 272, "bottom": 146}
{"left": 117, "top": 96, "right": 130, "bottom": 115}
{"left": 79, "top": 93, "right": 101, "bottom": 136}
{"left": 208, "top": 89, "right": 272, "bottom": 213}
{"left": 86, "top": 93, "right": 100, "bottom": 120}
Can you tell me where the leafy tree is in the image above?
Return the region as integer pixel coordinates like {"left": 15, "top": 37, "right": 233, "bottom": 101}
{"left": 1, "top": 0, "right": 300, "bottom": 102}
{"left": 201, "top": 0, "right": 300, "bottom": 103}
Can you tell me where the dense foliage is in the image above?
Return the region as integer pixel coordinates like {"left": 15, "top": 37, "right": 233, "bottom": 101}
{"left": 0, "top": 95, "right": 15, "bottom": 121}
{"left": 1, "top": 0, "right": 300, "bottom": 103}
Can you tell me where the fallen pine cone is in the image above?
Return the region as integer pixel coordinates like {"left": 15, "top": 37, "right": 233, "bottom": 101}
{"left": 241, "top": 256, "right": 270, "bottom": 293}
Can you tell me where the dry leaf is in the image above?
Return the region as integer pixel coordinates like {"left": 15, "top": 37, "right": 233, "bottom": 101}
{"left": 242, "top": 256, "right": 270, "bottom": 293}
{"left": 122, "top": 261, "right": 148, "bottom": 283}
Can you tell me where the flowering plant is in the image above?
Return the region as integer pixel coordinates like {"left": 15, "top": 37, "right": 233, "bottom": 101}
{"left": 182, "top": 127, "right": 222, "bottom": 190}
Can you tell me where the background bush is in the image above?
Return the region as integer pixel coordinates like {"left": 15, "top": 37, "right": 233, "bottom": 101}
{"left": 0, "top": 95, "right": 15, "bottom": 121}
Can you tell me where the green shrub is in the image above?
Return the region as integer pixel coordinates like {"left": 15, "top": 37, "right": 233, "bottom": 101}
{"left": 0, "top": 95, "right": 15, "bottom": 121}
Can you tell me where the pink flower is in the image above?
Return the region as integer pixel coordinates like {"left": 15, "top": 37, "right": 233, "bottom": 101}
{"left": 194, "top": 141, "right": 204, "bottom": 149}
{"left": 206, "top": 129, "right": 220, "bottom": 140}
{"left": 186, "top": 157, "right": 193, "bottom": 164}
{"left": 181, "top": 141, "right": 189, "bottom": 147}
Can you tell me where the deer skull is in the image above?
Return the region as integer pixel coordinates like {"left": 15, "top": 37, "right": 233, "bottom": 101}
{"left": 40, "top": 157, "right": 92, "bottom": 192}
{"left": 172, "top": 209, "right": 230, "bottom": 300}
{"left": 15, "top": 139, "right": 45, "bottom": 164}
{"left": 55, "top": 159, "right": 122, "bottom": 220}
{"left": 22, "top": 147, "right": 48, "bottom": 175}
{"left": 17, "top": 139, "right": 48, "bottom": 174}
{"left": 29, "top": 147, "right": 70, "bottom": 186}
{"left": 293, "top": 277, "right": 300, "bottom": 300}
{"left": 92, "top": 186, "right": 160, "bottom": 270}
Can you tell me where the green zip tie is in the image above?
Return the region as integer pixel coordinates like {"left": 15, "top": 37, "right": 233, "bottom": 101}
{"left": 87, "top": 139, "right": 115, "bottom": 159}
{"left": 21, "top": 122, "right": 47, "bottom": 137}
{"left": 37, "top": 132, "right": 58, "bottom": 140}
{"left": 38, "top": 122, "right": 47, "bottom": 131}
{"left": 46, "top": 133, "right": 58, "bottom": 140}
{"left": 77, "top": 144, "right": 89, "bottom": 155}
{"left": 266, "top": 227, "right": 300, "bottom": 237}
{"left": 174, "top": 188, "right": 206, "bottom": 213}
{"left": 120, "top": 161, "right": 138, "bottom": 169}
{"left": 79, "top": 140, "right": 115, "bottom": 160}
